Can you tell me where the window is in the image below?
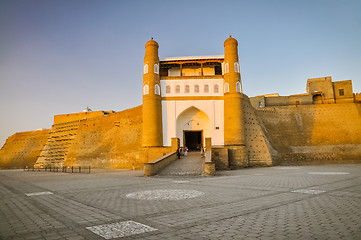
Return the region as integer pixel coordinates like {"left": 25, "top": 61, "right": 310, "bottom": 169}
{"left": 143, "top": 64, "right": 148, "bottom": 74}
{"left": 339, "top": 89, "right": 344, "bottom": 96}
{"left": 236, "top": 81, "right": 241, "bottom": 93}
{"left": 204, "top": 84, "right": 209, "bottom": 93}
{"left": 166, "top": 85, "right": 171, "bottom": 93}
{"left": 224, "top": 63, "right": 229, "bottom": 74}
{"left": 154, "top": 63, "right": 159, "bottom": 74}
{"left": 258, "top": 101, "right": 263, "bottom": 108}
{"left": 224, "top": 82, "right": 229, "bottom": 93}
{"left": 214, "top": 84, "right": 219, "bottom": 93}
{"left": 194, "top": 84, "right": 199, "bottom": 93}
{"left": 234, "top": 62, "right": 240, "bottom": 73}
{"left": 185, "top": 85, "right": 190, "bottom": 93}
{"left": 215, "top": 65, "right": 222, "bottom": 75}
{"left": 154, "top": 84, "right": 160, "bottom": 95}
{"left": 176, "top": 85, "right": 180, "bottom": 93}
{"left": 143, "top": 84, "right": 149, "bottom": 95}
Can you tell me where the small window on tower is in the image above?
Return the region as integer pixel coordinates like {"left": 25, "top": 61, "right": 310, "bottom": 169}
{"left": 185, "top": 85, "right": 190, "bottom": 93}
{"left": 143, "top": 84, "right": 149, "bottom": 95}
{"left": 176, "top": 85, "right": 180, "bottom": 93}
{"left": 224, "top": 63, "right": 229, "bottom": 74}
{"left": 234, "top": 62, "right": 240, "bottom": 73}
{"left": 144, "top": 64, "right": 148, "bottom": 74}
{"left": 214, "top": 84, "right": 219, "bottom": 93}
{"left": 166, "top": 85, "right": 171, "bottom": 93}
{"left": 224, "top": 82, "right": 229, "bottom": 93}
{"left": 154, "top": 64, "right": 159, "bottom": 74}
{"left": 339, "top": 89, "right": 344, "bottom": 96}
{"left": 204, "top": 84, "right": 209, "bottom": 93}
{"left": 194, "top": 85, "right": 200, "bottom": 93}
{"left": 154, "top": 84, "right": 160, "bottom": 95}
{"left": 236, "top": 81, "right": 241, "bottom": 93}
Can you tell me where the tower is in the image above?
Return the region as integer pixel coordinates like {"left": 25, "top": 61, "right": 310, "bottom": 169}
{"left": 223, "top": 35, "right": 247, "bottom": 167}
{"left": 142, "top": 38, "right": 163, "bottom": 147}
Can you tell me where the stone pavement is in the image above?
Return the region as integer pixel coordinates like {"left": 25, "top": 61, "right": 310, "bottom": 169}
{"left": 158, "top": 151, "right": 204, "bottom": 176}
{"left": 1, "top": 164, "right": 361, "bottom": 239}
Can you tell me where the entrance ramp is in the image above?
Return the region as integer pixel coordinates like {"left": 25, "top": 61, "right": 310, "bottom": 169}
{"left": 157, "top": 151, "right": 204, "bottom": 176}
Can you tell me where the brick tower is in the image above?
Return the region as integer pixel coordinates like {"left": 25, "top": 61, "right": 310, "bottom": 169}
{"left": 223, "top": 35, "right": 248, "bottom": 167}
{"left": 142, "top": 38, "right": 163, "bottom": 147}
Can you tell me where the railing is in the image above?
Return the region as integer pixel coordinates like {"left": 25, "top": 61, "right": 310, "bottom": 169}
{"left": 24, "top": 166, "right": 91, "bottom": 174}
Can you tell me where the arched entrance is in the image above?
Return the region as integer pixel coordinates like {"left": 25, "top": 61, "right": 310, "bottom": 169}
{"left": 313, "top": 93, "right": 323, "bottom": 104}
{"left": 176, "top": 106, "right": 210, "bottom": 150}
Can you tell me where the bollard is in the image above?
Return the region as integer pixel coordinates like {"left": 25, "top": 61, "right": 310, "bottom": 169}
{"left": 204, "top": 162, "right": 216, "bottom": 176}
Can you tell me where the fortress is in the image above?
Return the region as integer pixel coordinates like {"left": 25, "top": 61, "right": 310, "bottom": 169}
{"left": 1, "top": 36, "right": 361, "bottom": 170}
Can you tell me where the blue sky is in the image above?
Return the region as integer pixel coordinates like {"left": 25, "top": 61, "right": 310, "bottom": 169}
{"left": 1, "top": 0, "right": 360, "bottom": 146}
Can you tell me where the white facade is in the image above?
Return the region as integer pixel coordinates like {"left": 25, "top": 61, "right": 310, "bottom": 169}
{"left": 161, "top": 100, "right": 224, "bottom": 147}
{"left": 161, "top": 77, "right": 224, "bottom": 147}
{"left": 160, "top": 79, "right": 223, "bottom": 97}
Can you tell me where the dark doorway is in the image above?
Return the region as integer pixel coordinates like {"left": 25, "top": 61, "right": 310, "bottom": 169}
{"left": 313, "top": 94, "right": 323, "bottom": 104}
{"left": 184, "top": 131, "right": 202, "bottom": 151}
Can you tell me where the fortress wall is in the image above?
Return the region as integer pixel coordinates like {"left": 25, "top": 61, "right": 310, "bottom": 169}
{"left": 0, "top": 129, "right": 50, "bottom": 168}
{"left": 63, "top": 105, "right": 172, "bottom": 169}
{"left": 243, "top": 96, "right": 273, "bottom": 167}
{"left": 63, "top": 105, "right": 145, "bottom": 169}
{"left": 54, "top": 111, "right": 106, "bottom": 125}
{"left": 35, "top": 120, "right": 81, "bottom": 168}
{"left": 256, "top": 103, "right": 361, "bottom": 165}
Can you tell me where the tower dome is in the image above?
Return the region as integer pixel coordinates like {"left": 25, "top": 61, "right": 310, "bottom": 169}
{"left": 224, "top": 35, "right": 238, "bottom": 47}
{"left": 145, "top": 37, "right": 159, "bottom": 48}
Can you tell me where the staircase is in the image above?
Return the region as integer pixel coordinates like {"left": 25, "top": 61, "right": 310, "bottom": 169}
{"left": 157, "top": 151, "right": 204, "bottom": 176}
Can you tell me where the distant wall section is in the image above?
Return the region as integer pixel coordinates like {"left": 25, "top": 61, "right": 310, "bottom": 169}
{"left": 0, "top": 129, "right": 50, "bottom": 168}
{"left": 256, "top": 103, "right": 361, "bottom": 165}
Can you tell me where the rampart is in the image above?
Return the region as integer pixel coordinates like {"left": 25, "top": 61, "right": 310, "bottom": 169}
{"left": 1, "top": 100, "right": 361, "bottom": 169}
{"left": 256, "top": 103, "right": 361, "bottom": 165}
{"left": 0, "top": 129, "right": 50, "bottom": 168}
{"left": 212, "top": 94, "right": 273, "bottom": 170}
{"left": 33, "top": 105, "right": 174, "bottom": 169}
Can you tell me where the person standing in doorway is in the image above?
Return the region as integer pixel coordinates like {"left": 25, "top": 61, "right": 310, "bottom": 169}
{"left": 176, "top": 148, "right": 181, "bottom": 159}
{"left": 184, "top": 146, "right": 188, "bottom": 157}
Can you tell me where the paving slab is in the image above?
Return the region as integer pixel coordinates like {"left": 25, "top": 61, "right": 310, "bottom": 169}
{"left": 1, "top": 164, "right": 361, "bottom": 239}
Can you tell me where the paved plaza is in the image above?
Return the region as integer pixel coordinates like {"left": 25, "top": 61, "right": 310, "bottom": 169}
{"left": 1, "top": 164, "right": 361, "bottom": 240}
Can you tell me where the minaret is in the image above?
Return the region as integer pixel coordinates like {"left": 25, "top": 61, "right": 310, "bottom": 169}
{"left": 142, "top": 38, "right": 163, "bottom": 147}
{"left": 223, "top": 35, "right": 247, "bottom": 167}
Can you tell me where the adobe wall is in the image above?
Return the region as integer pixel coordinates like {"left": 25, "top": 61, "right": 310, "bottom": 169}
{"left": 211, "top": 95, "right": 274, "bottom": 170}
{"left": 42, "top": 105, "right": 173, "bottom": 169}
{"left": 243, "top": 96, "right": 273, "bottom": 167}
{"left": 250, "top": 94, "right": 312, "bottom": 108}
{"left": 54, "top": 111, "right": 109, "bottom": 125}
{"left": 0, "top": 129, "right": 50, "bottom": 168}
{"left": 35, "top": 120, "right": 82, "bottom": 168}
{"left": 256, "top": 103, "right": 361, "bottom": 165}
